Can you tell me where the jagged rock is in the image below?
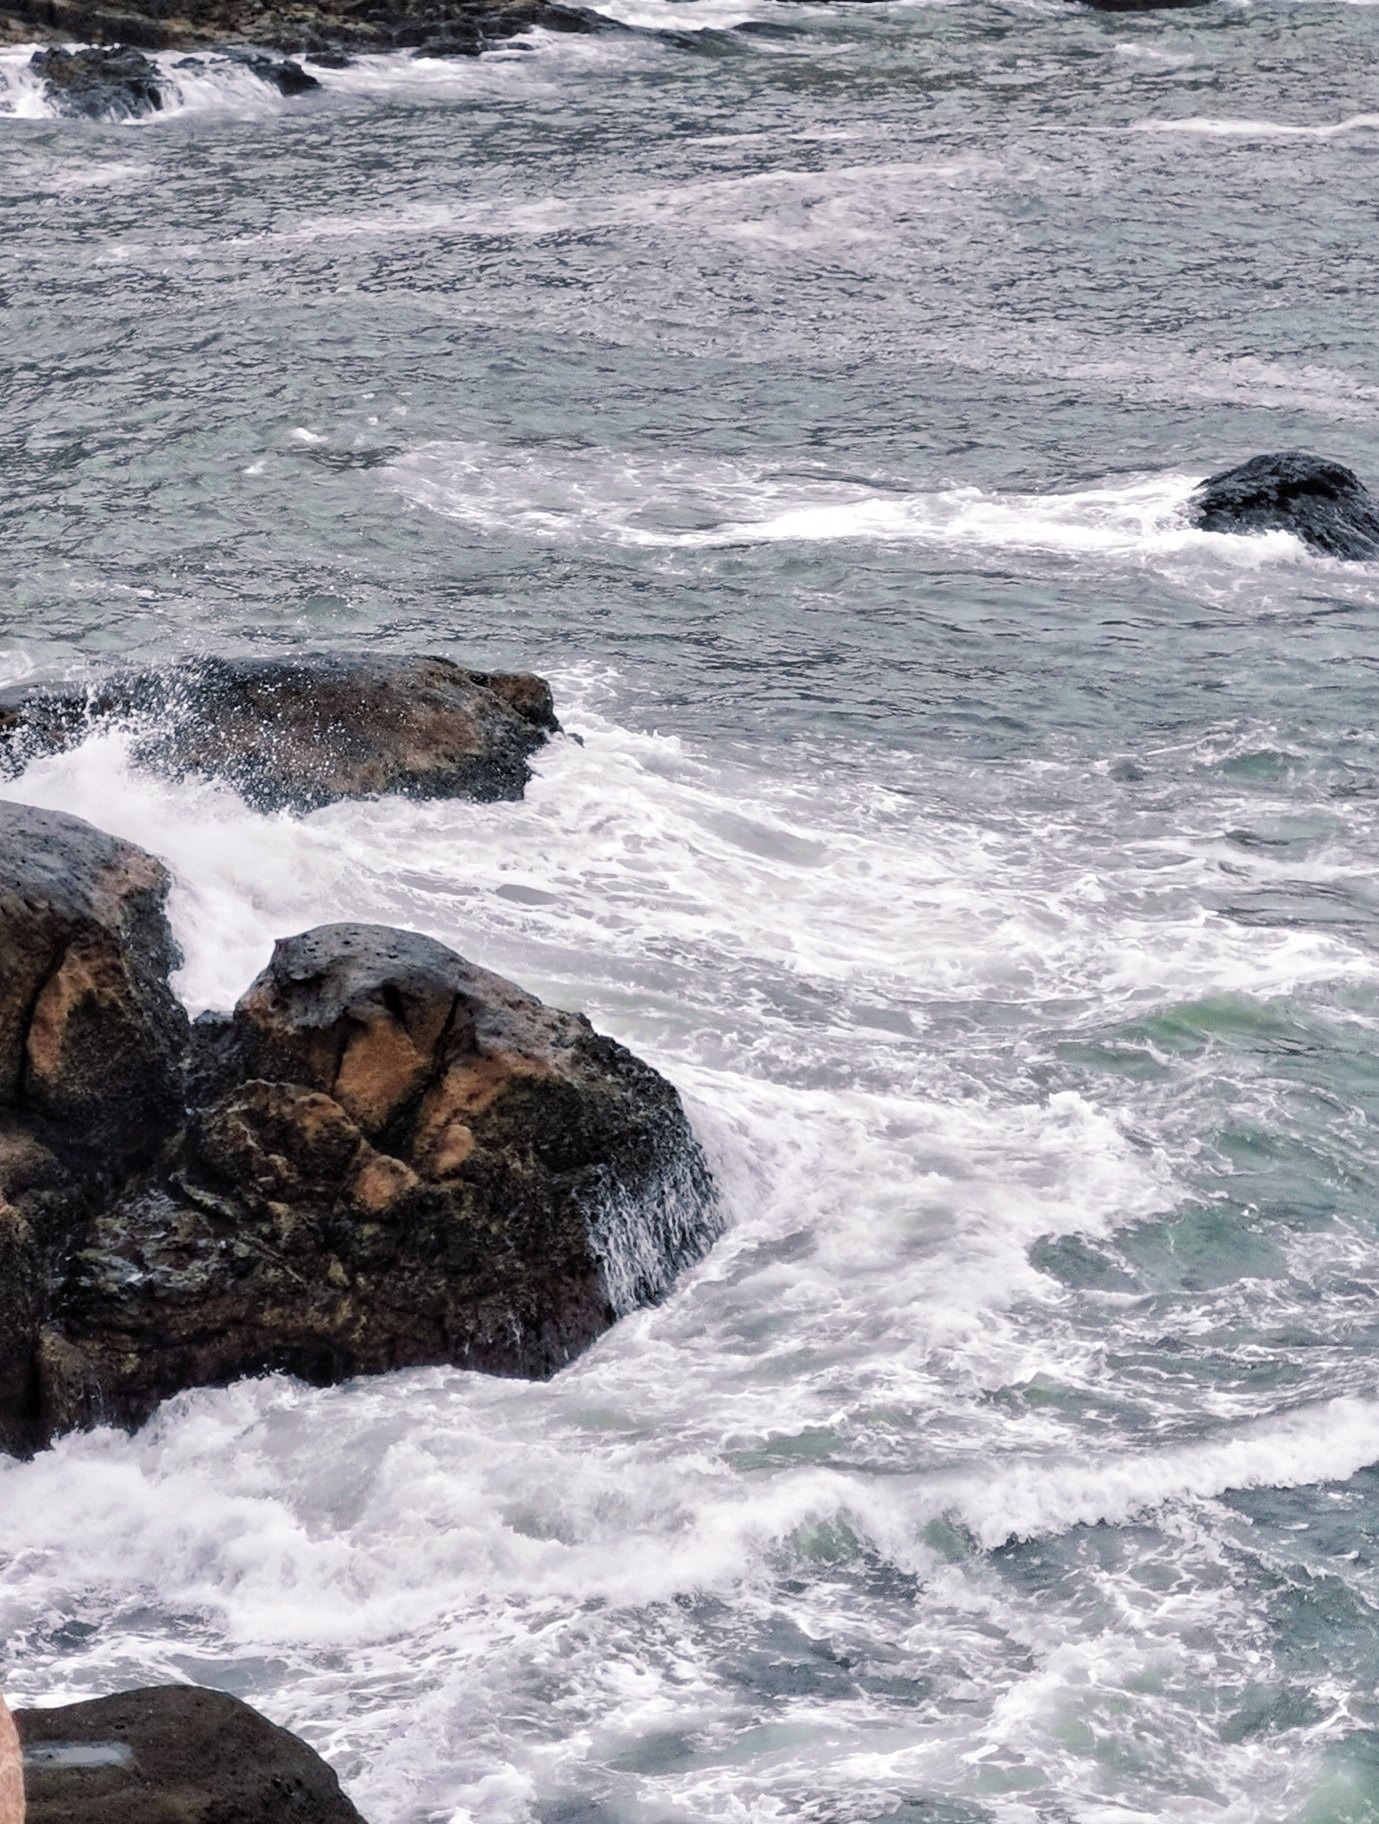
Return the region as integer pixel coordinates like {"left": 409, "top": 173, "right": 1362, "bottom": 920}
{"left": 43, "top": 924, "right": 721, "bottom": 1434}
{"left": 410, "top": 0, "right": 615, "bottom": 52}
{"left": 1190, "top": 451, "right": 1379, "bottom": 560}
{"left": 0, "top": 654, "right": 561, "bottom": 813}
{"left": 2, "top": 0, "right": 621, "bottom": 55}
{"left": 0, "top": 803, "right": 188, "bottom": 1453}
{"left": 30, "top": 44, "right": 163, "bottom": 118}
{"left": 0, "top": 803, "right": 188, "bottom": 1162}
{"left": 16, "top": 1686, "right": 366, "bottom": 1824}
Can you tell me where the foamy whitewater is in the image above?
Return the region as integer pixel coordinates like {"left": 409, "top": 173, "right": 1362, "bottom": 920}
{"left": 4, "top": 1, "right": 1379, "bottom": 1820}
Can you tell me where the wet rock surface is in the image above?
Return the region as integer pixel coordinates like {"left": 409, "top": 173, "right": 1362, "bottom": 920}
{"left": 16, "top": 1686, "right": 366, "bottom": 1824}
{"left": 28, "top": 44, "right": 163, "bottom": 116}
{"left": 1190, "top": 451, "right": 1379, "bottom": 559}
{"left": 47, "top": 924, "right": 720, "bottom": 1433}
{"left": 2, "top": 0, "right": 619, "bottom": 56}
{"left": 0, "top": 654, "right": 561, "bottom": 813}
{"left": 0, "top": 803, "right": 188, "bottom": 1452}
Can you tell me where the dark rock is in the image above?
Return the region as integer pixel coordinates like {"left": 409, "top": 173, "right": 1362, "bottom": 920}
{"left": 0, "top": 654, "right": 561, "bottom": 814}
{"left": 0, "top": 803, "right": 189, "bottom": 1453}
{"left": 2, "top": 0, "right": 623, "bottom": 56}
{"left": 44, "top": 923, "right": 721, "bottom": 1434}
{"left": 16, "top": 1685, "right": 366, "bottom": 1824}
{"left": 1190, "top": 451, "right": 1379, "bottom": 559}
{"left": 224, "top": 49, "right": 321, "bottom": 91}
{"left": 411, "top": 0, "right": 615, "bottom": 52}
{"left": 0, "top": 803, "right": 188, "bottom": 1167}
{"left": 30, "top": 44, "right": 163, "bottom": 118}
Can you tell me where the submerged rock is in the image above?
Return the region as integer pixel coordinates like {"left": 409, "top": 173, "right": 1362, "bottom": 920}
{"left": 1076, "top": 0, "right": 1208, "bottom": 10}
{"left": 30, "top": 44, "right": 163, "bottom": 118}
{"left": 1190, "top": 451, "right": 1379, "bottom": 559}
{"left": 0, "top": 653, "right": 561, "bottom": 813}
{"left": 0, "top": 803, "right": 188, "bottom": 1452}
{"left": 16, "top": 1686, "right": 366, "bottom": 1824}
{"left": 45, "top": 924, "right": 720, "bottom": 1432}
{"left": 221, "top": 48, "right": 321, "bottom": 91}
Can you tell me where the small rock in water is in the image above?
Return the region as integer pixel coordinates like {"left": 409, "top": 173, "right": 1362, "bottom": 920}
{"left": 30, "top": 45, "right": 163, "bottom": 120}
{"left": 225, "top": 48, "right": 322, "bottom": 92}
{"left": 16, "top": 1686, "right": 366, "bottom": 1824}
{"left": 1190, "top": 451, "right": 1379, "bottom": 559}
{"left": 0, "top": 653, "right": 561, "bottom": 812}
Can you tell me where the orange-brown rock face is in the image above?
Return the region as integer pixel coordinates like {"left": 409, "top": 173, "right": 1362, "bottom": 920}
{"left": 0, "top": 803, "right": 190, "bottom": 1453}
{"left": 45, "top": 926, "right": 722, "bottom": 1434}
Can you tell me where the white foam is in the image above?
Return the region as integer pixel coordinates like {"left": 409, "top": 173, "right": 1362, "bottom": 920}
{"left": 0, "top": 42, "right": 318, "bottom": 124}
{"left": 384, "top": 442, "right": 1315, "bottom": 566}
{"left": 1135, "top": 112, "right": 1379, "bottom": 139}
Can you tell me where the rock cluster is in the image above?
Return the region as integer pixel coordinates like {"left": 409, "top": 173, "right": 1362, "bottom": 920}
{"left": 1190, "top": 451, "right": 1379, "bottom": 560}
{"left": 3, "top": 0, "right": 618, "bottom": 58}
{"left": 17, "top": 1686, "right": 366, "bottom": 1824}
{"left": 0, "top": 805, "right": 720, "bottom": 1454}
{"left": 0, "top": 654, "right": 560, "bottom": 814}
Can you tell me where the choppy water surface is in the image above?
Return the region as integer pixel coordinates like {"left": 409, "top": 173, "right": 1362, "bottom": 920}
{"left": 4, "top": 3, "right": 1379, "bottom": 1820}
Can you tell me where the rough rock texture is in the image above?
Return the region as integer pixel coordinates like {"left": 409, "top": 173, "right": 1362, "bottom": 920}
{"left": 30, "top": 43, "right": 163, "bottom": 115}
{"left": 1191, "top": 451, "right": 1379, "bottom": 560}
{"left": 0, "top": 654, "right": 561, "bottom": 813}
{"left": 1, "top": 0, "right": 618, "bottom": 55}
{"left": 16, "top": 1686, "right": 366, "bottom": 1824}
{"left": 43, "top": 924, "right": 720, "bottom": 1435}
{"left": 0, "top": 803, "right": 189, "bottom": 1452}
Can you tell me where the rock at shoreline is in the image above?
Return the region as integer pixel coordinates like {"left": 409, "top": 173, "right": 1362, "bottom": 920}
{"left": 0, "top": 803, "right": 188, "bottom": 1452}
{"left": 0, "top": 654, "right": 561, "bottom": 813}
{"left": 1190, "top": 451, "right": 1379, "bottom": 560}
{"left": 30, "top": 44, "right": 163, "bottom": 118}
{"left": 46, "top": 924, "right": 721, "bottom": 1432}
{"left": 0, "top": 804, "right": 188, "bottom": 1167}
{"left": 17, "top": 1686, "right": 367, "bottom": 1824}
{"left": 221, "top": 48, "right": 321, "bottom": 91}
{"left": 2, "top": 0, "right": 622, "bottom": 56}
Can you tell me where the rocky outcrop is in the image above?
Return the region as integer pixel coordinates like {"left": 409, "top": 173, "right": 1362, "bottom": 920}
{"left": 0, "top": 654, "right": 561, "bottom": 813}
{"left": 45, "top": 924, "right": 719, "bottom": 1433}
{"left": 16, "top": 1686, "right": 366, "bottom": 1824}
{"left": 29, "top": 43, "right": 163, "bottom": 116}
{"left": 1, "top": 0, "right": 619, "bottom": 57}
{"left": 0, "top": 803, "right": 189, "bottom": 1454}
{"left": 1191, "top": 452, "right": 1379, "bottom": 559}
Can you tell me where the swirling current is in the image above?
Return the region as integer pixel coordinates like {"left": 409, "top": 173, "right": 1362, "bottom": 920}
{"left": 4, "top": 3, "right": 1379, "bottom": 1821}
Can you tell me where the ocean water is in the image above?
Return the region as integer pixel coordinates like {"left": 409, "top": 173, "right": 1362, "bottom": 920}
{"left": 4, "top": 4, "right": 1379, "bottom": 1821}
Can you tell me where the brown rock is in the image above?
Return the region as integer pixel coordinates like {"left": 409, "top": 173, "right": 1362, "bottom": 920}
{"left": 16, "top": 1686, "right": 366, "bottom": 1824}
{"left": 0, "top": 654, "right": 561, "bottom": 814}
{"left": 0, "top": 804, "right": 189, "bottom": 1452}
{"left": 46, "top": 925, "right": 721, "bottom": 1433}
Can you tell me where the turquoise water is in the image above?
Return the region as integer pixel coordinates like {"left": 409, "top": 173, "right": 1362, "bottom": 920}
{"left": 3, "top": 4, "right": 1379, "bottom": 1821}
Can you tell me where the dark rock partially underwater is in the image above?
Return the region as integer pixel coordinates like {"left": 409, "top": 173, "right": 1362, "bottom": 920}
{"left": 1190, "top": 452, "right": 1379, "bottom": 560}
{"left": 0, "top": 802, "right": 189, "bottom": 1453}
{"left": 29, "top": 43, "right": 163, "bottom": 116}
{"left": 49, "top": 923, "right": 720, "bottom": 1434}
{"left": 17, "top": 1686, "right": 366, "bottom": 1824}
{"left": 0, "top": 654, "right": 560, "bottom": 813}
{"left": 0, "top": 806, "right": 720, "bottom": 1451}
{"left": 1, "top": 0, "right": 619, "bottom": 56}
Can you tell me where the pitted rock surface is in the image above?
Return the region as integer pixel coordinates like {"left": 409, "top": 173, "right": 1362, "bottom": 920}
{"left": 44, "top": 925, "right": 721, "bottom": 1434}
